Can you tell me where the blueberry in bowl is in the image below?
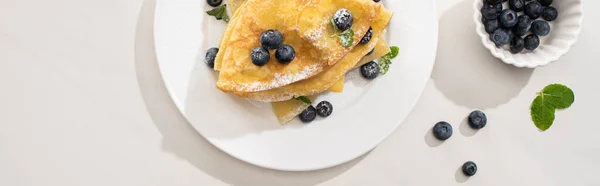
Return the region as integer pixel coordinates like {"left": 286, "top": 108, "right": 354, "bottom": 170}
{"left": 525, "top": 1, "right": 543, "bottom": 19}
{"left": 498, "top": 9, "right": 517, "bottom": 28}
{"left": 531, "top": 20, "right": 551, "bottom": 36}
{"left": 490, "top": 28, "right": 510, "bottom": 47}
{"left": 474, "top": 0, "right": 583, "bottom": 68}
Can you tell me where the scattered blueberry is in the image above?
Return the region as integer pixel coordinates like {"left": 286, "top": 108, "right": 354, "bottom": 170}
{"left": 250, "top": 46, "right": 270, "bottom": 66}
{"left": 509, "top": 0, "right": 525, "bottom": 12}
{"left": 433, "top": 121, "right": 453, "bottom": 140}
{"left": 206, "top": 0, "right": 222, "bottom": 7}
{"left": 524, "top": 34, "right": 540, "bottom": 50}
{"left": 360, "top": 61, "right": 380, "bottom": 80}
{"left": 541, "top": 6, "right": 558, "bottom": 21}
{"left": 531, "top": 20, "right": 550, "bottom": 36}
{"left": 205, "top": 47, "right": 218, "bottom": 68}
{"left": 486, "top": 0, "right": 502, "bottom": 4}
{"left": 490, "top": 28, "right": 510, "bottom": 46}
{"left": 468, "top": 110, "right": 488, "bottom": 129}
{"left": 366, "top": 48, "right": 375, "bottom": 56}
{"left": 499, "top": 9, "right": 518, "bottom": 28}
{"left": 360, "top": 27, "right": 373, "bottom": 44}
{"left": 462, "top": 161, "right": 478, "bottom": 176}
{"left": 481, "top": 3, "right": 502, "bottom": 20}
{"left": 260, "top": 30, "right": 283, "bottom": 50}
{"left": 484, "top": 19, "right": 499, "bottom": 34}
{"left": 299, "top": 106, "right": 317, "bottom": 123}
{"left": 538, "top": 0, "right": 552, "bottom": 6}
{"left": 525, "top": 1, "right": 544, "bottom": 19}
{"left": 275, "top": 44, "right": 295, "bottom": 64}
{"left": 333, "top": 9, "right": 353, "bottom": 30}
{"left": 373, "top": 0, "right": 381, "bottom": 2}
{"left": 512, "top": 15, "right": 532, "bottom": 36}
{"left": 316, "top": 101, "right": 333, "bottom": 117}
{"left": 510, "top": 36, "right": 525, "bottom": 53}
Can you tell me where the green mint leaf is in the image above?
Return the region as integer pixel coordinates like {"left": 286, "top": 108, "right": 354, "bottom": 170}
{"left": 338, "top": 28, "right": 354, "bottom": 48}
{"left": 530, "top": 84, "right": 575, "bottom": 131}
{"left": 531, "top": 96, "right": 556, "bottom": 131}
{"left": 538, "top": 84, "right": 575, "bottom": 109}
{"left": 293, "top": 96, "right": 312, "bottom": 104}
{"left": 206, "top": 4, "right": 230, "bottom": 23}
{"left": 330, "top": 19, "right": 338, "bottom": 32}
{"left": 378, "top": 46, "right": 399, "bottom": 75}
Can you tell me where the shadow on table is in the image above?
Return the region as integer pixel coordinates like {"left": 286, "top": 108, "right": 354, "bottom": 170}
{"left": 133, "top": 0, "right": 365, "bottom": 185}
{"left": 431, "top": 0, "right": 535, "bottom": 110}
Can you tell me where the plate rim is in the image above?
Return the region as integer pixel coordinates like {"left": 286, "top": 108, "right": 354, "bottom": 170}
{"left": 153, "top": 0, "right": 439, "bottom": 171}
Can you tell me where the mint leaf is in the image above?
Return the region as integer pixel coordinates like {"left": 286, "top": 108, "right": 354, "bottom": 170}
{"left": 539, "top": 84, "right": 575, "bottom": 109}
{"left": 293, "top": 96, "right": 312, "bottom": 104}
{"left": 338, "top": 29, "right": 354, "bottom": 47}
{"left": 531, "top": 96, "right": 556, "bottom": 131}
{"left": 378, "top": 46, "right": 400, "bottom": 75}
{"left": 530, "top": 84, "right": 575, "bottom": 131}
{"left": 206, "top": 4, "right": 229, "bottom": 23}
{"left": 330, "top": 19, "right": 338, "bottom": 32}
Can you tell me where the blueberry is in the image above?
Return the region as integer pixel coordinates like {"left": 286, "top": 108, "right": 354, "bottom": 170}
{"left": 486, "top": 0, "right": 502, "bottom": 4}
{"left": 316, "top": 101, "right": 333, "bottom": 117}
{"left": 462, "top": 161, "right": 478, "bottom": 176}
{"left": 490, "top": 28, "right": 510, "bottom": 47}
{"left": 538, "top": 0, "right": 552, "bottom": 6}
{"left": 541, "top": 6, "right": 558, "bottom": 21}
{"left": 373, "top": 0, "right": 381, "bottom": 2}
{"left": 512, "top": 15, "right": 532, "bottom": 36}
{"left": 360, "top": 27, "right": 373, "bottom": 44}
{"left": 275, "top": 44, "right": 295, "bottom": 64}
{"left": 299, "top": 106, "right": 317, "bottom": 123}
{"left": 509, "top": 0, "right": 525, "bottom": 12}
{"left": 250, "top": 46, "right": 270, "bottom": 66}
{"left": 525, "top": 1, "right": 543, "bottom": 19}
{"left": 333, "top": 9, "right": 353, "bottom": 30}
{"left": 366, "top": 48, "right": 375, "bottom": 56}
{"left": 468, "top": 110, "right": 488, "bottom": 129}
{"left": 206, "top": 0, "right": 222, "bottom": 7}
{"left": 484, "top": 19, "right": 499, "bottom": 34}
{"left": 433, "top": 121, "right": 453, "bottom": 140}
{"left": 481, "top": 3, "right": 502, "bottom": 20}
{"left": 510, "top": 36, "right": 525, "bottom": 53}
{"left": 524, "top": 34, "right": 540, "bottom": 50}
{"left": 260, "top": 30, "right": 283, "bottom": 50}
{"left": 531, "top": 20, "right": 550, "bottom": 36}
{"left": 499, "top": 9, "right": 518, "bottom": 28}
{"left": 360, "top": 61, "right": 380, "bottom": 80}
{"left": 205, "top": 47, "right": 218, "bottom": 68}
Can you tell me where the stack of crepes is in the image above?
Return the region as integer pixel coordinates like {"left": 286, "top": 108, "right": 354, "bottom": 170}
{"left": 213, "top": 0, "right": 394, "bottom": 124}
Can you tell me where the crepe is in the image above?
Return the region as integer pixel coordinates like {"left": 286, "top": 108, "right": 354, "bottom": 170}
{"left": 215, "top": 0, "right": 381, "bottom": 93}
{"left": 353, "top": 37, "right": 391, "bottom": 68}
{"left": 235, "top": 6, "right": 393, "bottom": 102}
{"left": 297, "top": 0, "right": 382, "bottom": 65}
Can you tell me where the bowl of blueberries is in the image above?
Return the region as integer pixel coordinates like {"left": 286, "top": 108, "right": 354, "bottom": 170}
{"left": 474, "top": 0, "right": 583, "bottom": 68}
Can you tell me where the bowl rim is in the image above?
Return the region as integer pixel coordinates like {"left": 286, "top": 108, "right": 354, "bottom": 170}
{"left": 473, "top": 0, "right": 584, "bottom": 68}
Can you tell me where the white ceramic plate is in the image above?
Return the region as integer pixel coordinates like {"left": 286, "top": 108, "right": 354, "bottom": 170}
{"left": 154, "top": 0, "right": 438, "bottom": 171}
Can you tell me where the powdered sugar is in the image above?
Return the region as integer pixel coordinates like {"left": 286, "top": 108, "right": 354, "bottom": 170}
{"left": 235, "top": 63, "right": 321, "bottom": 92}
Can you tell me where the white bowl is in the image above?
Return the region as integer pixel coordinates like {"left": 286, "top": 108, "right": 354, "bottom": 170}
{"left": 474, "top": 0, "right": 583, "bottom": 68}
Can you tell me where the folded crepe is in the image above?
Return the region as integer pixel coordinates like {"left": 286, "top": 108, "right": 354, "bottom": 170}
{"left": 214, "top": 0, "right": 382, "bottom": 93}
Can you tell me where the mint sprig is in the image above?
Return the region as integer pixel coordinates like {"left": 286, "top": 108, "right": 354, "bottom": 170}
{"left": 330, "top": 19, "right": 353, "bottom": 47}
{"left": 378, "top": 46, "right": 399, "bottom": 75}
{"left": 206, "top": 4, "right": 229, "bottom": 23}
{"left": 530, "top": 84, "right": 575, "bottom": 131}
{"left": 293, "top": 96, "right": 312, "bottom": 104}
